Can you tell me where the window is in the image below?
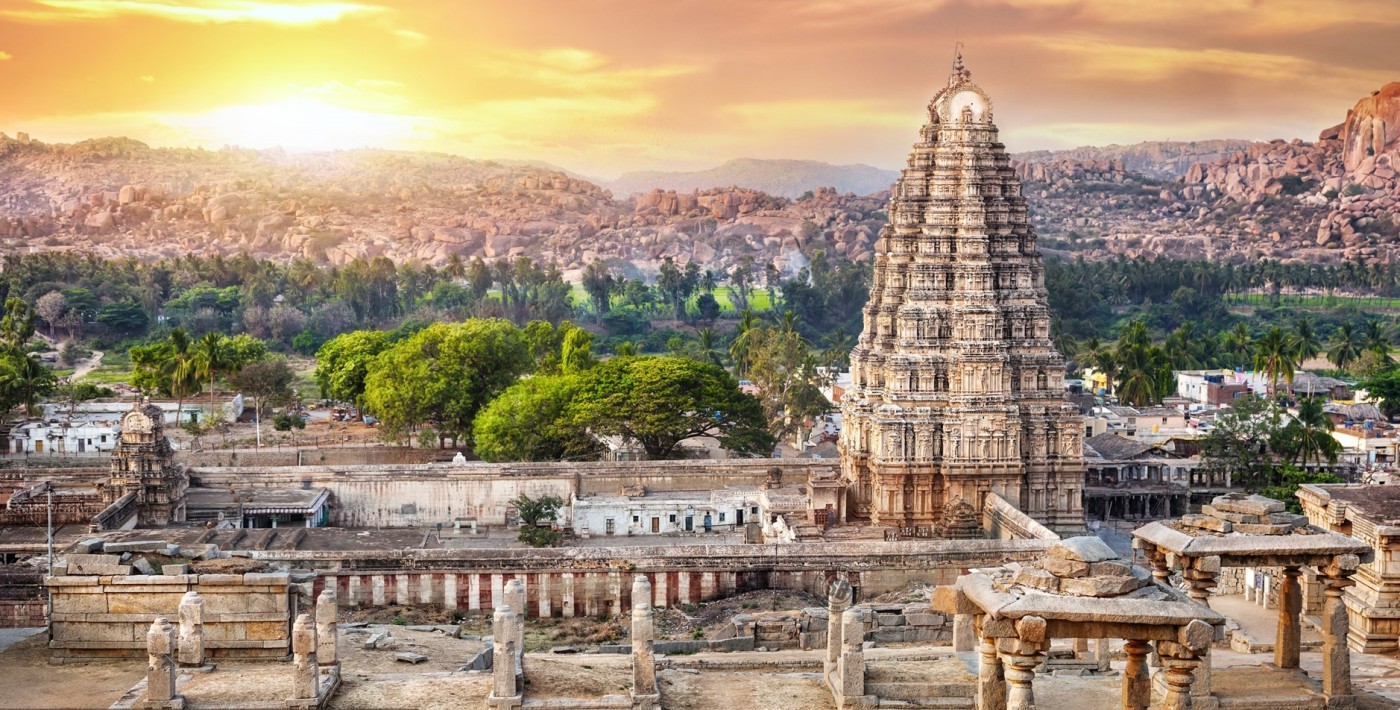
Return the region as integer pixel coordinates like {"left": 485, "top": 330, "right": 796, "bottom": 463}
{"left": 605, "top": 518, "right": 615, "bottom": 535}
{"left": 668, "top": 514, "right": 676, "bottom": 523}
{"left": 750, "top": 506, "right": 758, "bottom": 515}
{"left": 719, "top": 513, "right": 726, "bottom": 522}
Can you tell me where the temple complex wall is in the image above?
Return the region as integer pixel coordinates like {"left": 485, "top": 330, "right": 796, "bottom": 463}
{"left": 189, "top": 459, "right": 830, "bottom": 527}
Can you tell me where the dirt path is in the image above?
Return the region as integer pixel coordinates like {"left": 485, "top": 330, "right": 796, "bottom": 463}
{"left": 0, "top": 632, "right": 144, "bottom": 709}
{"left": 72, "top": 349, "right": 104, "bottom": 380}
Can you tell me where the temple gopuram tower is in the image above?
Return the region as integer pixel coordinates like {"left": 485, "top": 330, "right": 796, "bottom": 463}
{"left": 838, "top": 51, "right": 1084, "bottom": 534}
{"left": 99, "top": 399, "right": 188, "bottom": 526}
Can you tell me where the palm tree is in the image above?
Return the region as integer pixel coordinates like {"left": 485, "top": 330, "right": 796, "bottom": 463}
{"left": 694, "top": 328, "right": 725, "bottom": 368}
{"left": 193, "top": 332, "right": 231, "bottom": 419}
{"left": 729, "top": 310, "right": 760, "bottom": 378}
{"left": 1114, "top": 340, "right": 1171, "bottom": 407}
{"left": 1253, "top": 327, "right": 1298, "bottom": 396}
{"left": 1222, "top": 323, "right": 1253, "bottom": 369}
{"left": 1327, "top": 323, "right": 1363, "bottom": 372}
{"left": 166, "top": 328, "right": 200, "bottom": 427}
{"left": 1364, "top": 320, "right": 1393, "bottom": 360}
{"left": 1281, "top": 397, "right": 1341, "bottom": 468}
{"left": 1292, "top": 317, "right": 1322, "bottom": 365}
{"left": 0, "top": 352, "right": 56, "bottom": 417}
{"left": 1164, "top": 324, "right": 1202, "bottom": 370}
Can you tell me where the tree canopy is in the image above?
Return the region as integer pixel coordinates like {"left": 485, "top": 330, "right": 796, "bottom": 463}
{"left": 473, "top": 375, "right": 601, "bottom": 463}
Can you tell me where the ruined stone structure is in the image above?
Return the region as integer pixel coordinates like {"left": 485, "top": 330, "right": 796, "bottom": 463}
{"left": 99, "top": 399, "right": 188, "bottom": 526}
{"left": 840, "top": 51, "right": 1084, "bottom": 533}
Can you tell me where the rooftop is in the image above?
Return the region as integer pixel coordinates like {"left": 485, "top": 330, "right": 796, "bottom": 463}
{"left": 1309, "top": 484, "right": 1400, "bottom": 525}
{"left": 185, "top": 487, "right": 330, "bottom": 514}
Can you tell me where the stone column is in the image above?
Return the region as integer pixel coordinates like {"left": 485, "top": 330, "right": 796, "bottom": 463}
{"left": 1073, "top": 637, "right": 1090, "bottom": 660}
{"left": 1122, "top": 640, "right": 1151, "bottom": 710}
{"left": 977, "top": 634, "right": 1006, "bottom": 710}
{"left": 489, "top": 604, "right": 522, "bottom": 708}
{"left": 953, "top": 613, "right": 975, "bottom": 653}
{"left": 1095, "top": 637, "right": 1111, "bottom": 672}
{"left": 999, "top": 616, "right": 1047, "bottom": 710}
{"left": 316, "top": 589, "right": 338, "bottom": 667}
{"left": 1321, "top": 555, "right": 1359, "bottom": 709}
{"left": 290, "top": 613, "right": 319, "bottom": 703}
{"left": 1275, "top": 567, "right": 1302, "bottom": 669}
{"left": 1183, "top": 555, "right": 1220, "bottom": 608}
{"left": 825, "top": 579, "right": 852, "bottom": 678}
{"left": 837, "top": 607, "right": 869, "bottom": 702}
{"left": 1155, "top": 642, "right": 1199, "bottom": 710}
{"left": 176, "top": 592, "right": 204, "bottom": 668}
{"left": 144, "top": 618, "right": 180, "bottom": 709}
{"left": 631, "top": 576, "right": 658, "bottom": 701}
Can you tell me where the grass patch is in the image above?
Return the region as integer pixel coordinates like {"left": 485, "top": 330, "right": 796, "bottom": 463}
{"left": 78, "top": 366, "right": 135, "bottom": 386}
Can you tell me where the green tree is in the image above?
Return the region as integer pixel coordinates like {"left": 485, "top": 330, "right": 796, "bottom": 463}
{"left": 95, "top": 300, "right": 149, "bottom": 336}
{"left": 314, "top": 330, "right": 389, "bottom": 412}
{"left": 0, "top": 350, "right": 54, "bottom": 418}
{"left": 569, "top": 356, "right": 775, "bottom": 459}
{"left": 1199, "top": 395, "right": 1286, "bottom": 491}
{"left": 1222, "top": 323, "right": 1254, "bottom": 370}
{"left": 1292, "top": 317, "right": 1322, "bottom": 364}
{"left": 1253, "top": 326, "right": 1298, "bottom": 396}
{"left": 1259, "top": 465, "right": 1345, "bottom": 514}
{"left": 513, "top": 494, "right": 563, "bottom": 547}
{"left": 362, "top": 319, "right": 529, "bottom": 447}
{"left": 744, "top": 325, "right": 831, "bottom": 445}
{"left": 1361, "top": 366, "right": 1400, "bottom": 418}
{"left": 228, "top": 356, "right": 296, "bottom": 427}
{"left": 473, "top": 375, "right": 602, "bottom": 462}
{"left": 193, "top": 331, "right": 233, "bottom": 416}
{"left": 1278, "top": 397, "right": 1341, "bottom": 468}
{"left": 1328, "top": 322, "right": 1363, "bottom": 372}
{"left": 580, "top": 259, "right": 616, "bottom": 318}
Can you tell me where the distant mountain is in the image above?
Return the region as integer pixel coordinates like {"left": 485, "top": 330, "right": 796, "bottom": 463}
{"left": 1013, "top": 140, "right": 1257, "bottom": 179}
{"left": 608, "top": 158, "right": 898, "bottom": 198}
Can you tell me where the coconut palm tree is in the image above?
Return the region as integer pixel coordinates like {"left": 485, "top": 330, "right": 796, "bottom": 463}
{"left": 1327, "top": 322, "right": 1363, "bottom": 372}
{"left": 1222, "top": 323, "right": 1253, "bottom": 370}
{"left": 1281, "top": 397, "right": 1341, "bottom": 468}
{"left": 1292, "top": 317, "right": 1323, "bottom": 365}
{"left": 193, "top": 332, "right": 231, "bottom": 419}
{"left": 729, "top": 310, "right": 760, "bottom": 378}
{"left": 1364, "top": 320, "right": 1393, "bottom": 361}
{"left": 167, "top": 328, "right": 201, "bottom": 427}
{"left": 0, "top": 352, "right": 55, "bottom": 418}
{"left": 1254, "top": 327, "right": 1298, "bottom": 396}
{"left": 694, "top": 328, "right": 725, "bottom": 368}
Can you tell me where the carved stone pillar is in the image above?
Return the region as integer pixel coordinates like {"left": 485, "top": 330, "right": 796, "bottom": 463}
{"left": 999, "top": 652, "right": 1042, "bottom": 710}
{"left": 953, "top": 613, "right": 975, "bottom": 653}
{"left": 1158, "top": 651, "right": 1199, "bottom": 710}
{"left": 631, "top": 575, "right": 658, "bottom": 700}
{"left": 315, "top": 588, "right": 338, "bottom": 667}
{"left": 977, "top": 635, "right": 1005, "bottom": 710}
{"left": 1321, "top": 554, "right": 1360, "bottom": 709}
{"left": 144, "top": 618, "right": 181, "bottom": 710}
{"left": 489, "top": 604, "right": 522, "bottom": 709}
{"left": 176, "top": 592, "right": 203, "bottom": 668}
{"left": 1122, "top": 639, "right": 1151, "bottom": 710}
{"left": 837, "top": 607, "right": 869, "bottom": 701}
{"left": 290, "top": 613, "right": 319, "bottom": 703}
{"left": 1275, "top": 567, "right": 1302, "bottom": 669}
{"left": 825, "top": 579, "right": 852, "bottom": 678}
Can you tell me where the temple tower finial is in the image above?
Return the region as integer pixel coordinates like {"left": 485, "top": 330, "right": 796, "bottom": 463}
{"left": 951, "top": 43, "right": 971, "bottom": 84}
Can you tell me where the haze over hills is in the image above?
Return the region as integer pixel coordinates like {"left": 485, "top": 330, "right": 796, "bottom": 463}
{"left": 0, "top": 83, "right": 1397, "bottom": 273}
{"left": 607, "top": 158, "right": 899, "bottom": 198}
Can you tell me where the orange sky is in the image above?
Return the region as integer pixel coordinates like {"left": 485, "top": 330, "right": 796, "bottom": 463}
{"left": 0, "top": 0, "right": 1396, "bottom": 177}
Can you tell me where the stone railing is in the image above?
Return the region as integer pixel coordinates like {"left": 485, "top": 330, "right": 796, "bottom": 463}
{"left": 982, "top": 493, "right": 1060, "bottom": 541}
{"left": 90, "top": 491, "right": 138, "bottom": 531}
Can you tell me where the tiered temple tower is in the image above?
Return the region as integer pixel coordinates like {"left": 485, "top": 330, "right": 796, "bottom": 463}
{"left": 838, "top": 52, "right": 1084, "bottom": 534}
{"left": 100, "top": 399, "right": 188, "bottom": 525}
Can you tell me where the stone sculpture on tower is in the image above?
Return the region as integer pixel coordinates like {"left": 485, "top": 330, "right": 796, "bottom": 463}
{"left": 838, "top": 50, "right": 1085, "bottom": 534}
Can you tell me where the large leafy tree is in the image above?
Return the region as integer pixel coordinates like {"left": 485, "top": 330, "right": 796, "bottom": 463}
{"left": 580, "top": 259, "right": 617, "bottom": 318}
{"left": 473, "top": 375, "right": 602, "bottom": 462}
{"left": 1199, "top": 395, "right": 1287, "bottom": 491}
{"left": 228, "top": 356, "right": 296, "bottom": 424}
{"left": 362, "top": 319, "right": 529, "bottom": 447}
{"left": 314, "top": 330, "right": 389, "bottom": 409}
{"left": 744, "top": 324, "right": 831, "bottom": 445}
{"left": 1361, "top": 366, "right": 1400, "bottom": 418}
{"left": 569, "top": 356, "right": 775, "bottom": 459}
{"left": 0, "top": 298, "right": 53, "bottom": 419}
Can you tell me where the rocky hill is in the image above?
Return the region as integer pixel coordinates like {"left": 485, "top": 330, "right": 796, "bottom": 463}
{"left": 0, "top": 134, "right": 885, "bottom": 275}
{"left": 607, "top": 158, "right": 898, "bottom": 198}
{"left": 1013, "top": 140, "right": 1257, "bottom": 179}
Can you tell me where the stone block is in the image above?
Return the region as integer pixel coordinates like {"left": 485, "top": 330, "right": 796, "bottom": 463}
{"left": 1088, "top": 561, "right": 1132, "bottom": 577}
{"left": 165, "top": 564, "right": 189, "bottom": 575}
{"left": 108, "top": 593, "right": 181, "bottom": 615}
{"left": 243, "top": 573, "right": 290, "bottom": 586}
{"left": 1181, "top": 514, "right": 1232, "bottom": 533}
{"left": 876, "top": 614, "right": 902, "bottom": 627}
{"left": 246, "top": 593, "right": 289, "bottom": 614}
{"left": 73, "top": 539, "right": 105, "bottom": 553}
{"left": 194, "top": 575, "right": 245, "bottom": 586}
{"left": 66, "top": 554, "right": 124, "bottom": 575}
{"left": 905, "top": 613, "right": 944, "bottom": 627}
{"left": 1269, "top": 512, "right": 1309, "bottom": 527}
{"left": 1233, "top": 523, "right": 1292, "bottom": 535}
{"left": 1059, "top": 575, "right": 1145, "bottom": 598}
{"left": 132, "top": 558, "right": 157, "bottom": 575}
{"left": 200, "top": 594, "right": 250, "bottom": 615}
{"left": 52, "top": 621, "right": 136, "bottom": 642}
{"left": 1013, "top": 567, "right": 1059, "bottom": 593}
{"left": 1048, "top": 536, "right": 1118, "bottom": 563}
{"left": 1043, "top": 557, "right": 1090, "bottom": 578}
{"left": 51, "top": 593, "right": 108, "bottom": 614}
{"left": 102, "top": 540, "right": 168, "bottom": 553}
{"left": 1200, "top": 505, "right": 1260, "bottom": 524}
{"left": 395, "top": 652, "right": 428, "bottom": 664}
{"left": 1211, "top": 494, "right": 1285, "bottom": 516}
{"left": 246, "top": 621, "right": 288, "bottom": 640}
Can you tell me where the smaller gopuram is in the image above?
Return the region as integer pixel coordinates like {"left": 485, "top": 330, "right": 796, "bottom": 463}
{"left": 99, "top": 398, "right": 188, "bottom": 525}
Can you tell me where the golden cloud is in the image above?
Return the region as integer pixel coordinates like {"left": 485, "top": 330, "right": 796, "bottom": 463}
{"left": 0, "top": 50, "right": 11, "bottom": 60}
{"left": 6, "top": 0, "right": 384, "bottom": 24}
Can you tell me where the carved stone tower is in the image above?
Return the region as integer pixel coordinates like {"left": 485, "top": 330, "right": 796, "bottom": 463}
{"left": 838, "top": 51, "right": 1084, "bottom": 534}
{"left": 101, "top": 399, "right": 188, "bottom": 525}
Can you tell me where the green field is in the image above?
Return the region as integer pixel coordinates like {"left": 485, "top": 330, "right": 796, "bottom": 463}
{"left": 1224, "top": 293, "right": 1400, "bottom": 310}
{"left": 567, "top": 285, "right": 774, "bottom": 314}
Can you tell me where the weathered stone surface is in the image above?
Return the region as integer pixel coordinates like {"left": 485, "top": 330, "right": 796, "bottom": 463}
{"left": 1048, "top": 537, "right": 1118, "bottom": 563}
{"left": 1043, "top": 557, "right": 1090, "bottom": 578}
{"left": 1200, "top": 505, "right": 1259, "bottom": 524}
{"left": 1058, "top": 575, "right": 1146, "bottom": 598}
{"left": 1087, "top": 561, "right": 1132, "bottom": 577}
{"left": 394, "top": 652, "right": 428, "bottom": 664}
{"left": 1211, "top": 494, "right": 1286, "bottom": 516}
{"left": 1180, "top": 514, "right": 1232, "bottom": 533}
{"left": 1233, "top": 522, "right": 1292, "bottom": 535}
{"left": 1013, "top": 567, "right": 1059, "bottom": 593}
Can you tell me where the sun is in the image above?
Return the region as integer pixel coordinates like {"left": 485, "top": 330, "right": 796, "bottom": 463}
{"left": 159, "top": 98, "right": 428, "bottom": 152}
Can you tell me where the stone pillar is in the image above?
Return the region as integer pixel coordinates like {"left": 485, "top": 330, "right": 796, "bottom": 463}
{"left": 316, "top": 589, "right": 338, "bottom": 666}
{"left": 1122, "top": 639, "right": 1151, "bottom": 710}
{"left": 505, "top": 578, "right": 526, "bottom": 621}
{"left": 489, "top": 605, "right": 522, "bottom": 709}
{"left": 837, "top": 607, "right": 869, "bottom": 701}
{"left": 1095, "top": 637, "right": 1111, "bottom": 672}
{"left": 1275, "top": 567, "right": 1302, "bottom": 670}
{"left": 631, "top": 576, "right": 658, "bottom": 701}
{"left": 825, "top": 579, "right": 852, "bottom": 677}
{"left": 1073, "top": 637, "right": 1090, "bottom": 660}
{"left": 1183, "top": 555, "right": 1220, "bottom": 608}
{"left": 1321, "top": 556, "right": 1359, "bottom": 709}
{"left": 977, "top": 634, "right": 1006, "bottom": 710}
{"left": 290, "top": 613, "right": 319, "bottom": 703}
{"left": 1156, "top": 644, "right": 1199, "bottom": 710}
{"left": 953, "top": 613, "right": 975, "bottom": 653}
{"left": 1000, "top": 652, "right": 1040, "bottom": 710}
{"left": 144, "top": 618, "right": 180, "bottom": 709}
{"left": 176, "top": 592, "right": 204, "bottom": 668}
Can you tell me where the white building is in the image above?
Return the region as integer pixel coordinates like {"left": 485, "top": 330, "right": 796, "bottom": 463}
{"left": 569, "top": 489, "right": 765, "bottom": 537}
{"left": 6, "top": 416, "right": 119, "bottom": 454}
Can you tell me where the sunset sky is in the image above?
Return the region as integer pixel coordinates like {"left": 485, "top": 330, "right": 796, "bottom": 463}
{"left": 0, "top": 0, "right": 1396, "bottom": 177}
